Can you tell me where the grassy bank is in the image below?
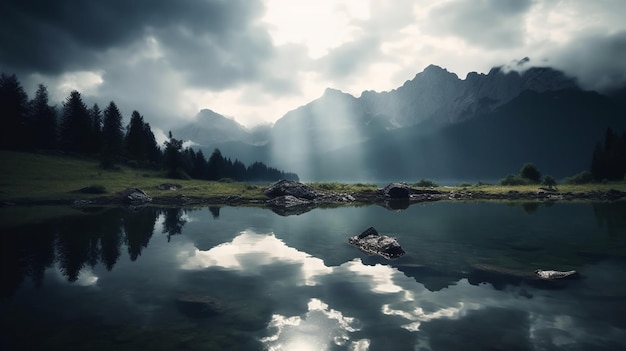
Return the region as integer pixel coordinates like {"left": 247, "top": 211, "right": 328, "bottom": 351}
{"left": 1, "top": 150, "right": 625, "bottom": 203}
{"left": 0, "top": 150, "right": 266, "bottom": 202}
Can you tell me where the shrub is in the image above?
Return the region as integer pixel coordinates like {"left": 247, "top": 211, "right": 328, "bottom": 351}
{"left": 563, "top": 171, "right": 593, "bottom": 185}
{"left": 415, "top": 179, "right": 438, "bottom": 187}
{"left": 542, "top": 175, "right": 557, "bottom": 188}
{"left": 500, "top": 174, "right": 530, "bottom": 186}
{"left": 520, "top": 163, "right": 541, "bottom": 183}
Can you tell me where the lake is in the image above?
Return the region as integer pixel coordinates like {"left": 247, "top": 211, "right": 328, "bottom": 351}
{"left": 1, "top": 202, "right": 626, "bottom": 350}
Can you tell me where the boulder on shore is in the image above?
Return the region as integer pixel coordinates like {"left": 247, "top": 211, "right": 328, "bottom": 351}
{"left": 264, "top": 180, "right": 317, "bottom": 200}
{"left": 383, "top": 183, "right": 410, "bottom": 199}
{"left": 348, "top": 227, "right": 406, "bottom": 259}
{"left": 120, "top": 187, "right": 152, "bottom": 204}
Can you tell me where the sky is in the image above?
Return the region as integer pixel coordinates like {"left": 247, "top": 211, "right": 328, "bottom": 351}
{"left": 1, "top": 0, "right": 626, "bottom": 131}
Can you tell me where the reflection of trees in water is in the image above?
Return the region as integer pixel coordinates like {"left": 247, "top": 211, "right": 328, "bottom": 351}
{"left": 593, "top": 202, "right": 626, "bottom": 238}
{"left": 1, "top": 207, "right": 162, "bottom": 296}
{"left": 123, "top": 208, "right": 157, "bottom": 261}
{"left": 161, "top": 208, "right": 186, "bottom": 242}
{"left": 515, "top": 201, "right": 554, "bottom": 215}
{"left": 0, "top": 224, "right": 56, "bottom": 298}
{"left": 56, "top": 217, "right": 102, "bottom": 282}
{"left": 209, "top": 206, "right": 220, "bottom": 219}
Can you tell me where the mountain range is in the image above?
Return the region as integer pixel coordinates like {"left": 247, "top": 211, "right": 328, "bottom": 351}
{"left": 173, "top": 63, "right": 626, "bottom": 182}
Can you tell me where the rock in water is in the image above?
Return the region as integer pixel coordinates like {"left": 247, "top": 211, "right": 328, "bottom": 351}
{"left": 534, "top": 269, "right": 578, "bottom": 280}
{"left": 349, "top": 227, "right": 406, "bottom": 259}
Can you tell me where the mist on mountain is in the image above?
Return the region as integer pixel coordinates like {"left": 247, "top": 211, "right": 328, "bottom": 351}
{"left": 174, "top": 64, "right": 626, "bottom": 182}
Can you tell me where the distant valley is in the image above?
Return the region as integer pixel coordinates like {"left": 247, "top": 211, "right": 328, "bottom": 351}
{"left": 174, "top": 63, "right": 626, "bottom": 182}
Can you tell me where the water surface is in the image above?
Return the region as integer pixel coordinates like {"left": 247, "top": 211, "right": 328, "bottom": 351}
{"left": 1, "top": 202, "right": 625, "bottom": 350}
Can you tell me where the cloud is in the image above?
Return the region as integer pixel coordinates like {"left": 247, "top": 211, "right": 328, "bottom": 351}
{"left": 0, "top": 0, "right": 272, "bottom": 91}
{"left": 2, "top": 0, "right": 626, "bottom": 129}
{"left": 425, "top": 0, "right": 533, "bottom": 49}
{"left": 317, "top": 36, "right": 382, "bottom": 78}
{"left": 545, "top": 31, "right": 626, "bottom": 91}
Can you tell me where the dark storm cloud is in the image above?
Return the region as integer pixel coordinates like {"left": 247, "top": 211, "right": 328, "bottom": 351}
{"left": 426, "top": 0, "right": 533, "bottom": 49}
{"left": 0, "top": 0, "right": 271, "bottom": 89}
{"left": 547, "top": 31, "right": 626, "bottom": 91}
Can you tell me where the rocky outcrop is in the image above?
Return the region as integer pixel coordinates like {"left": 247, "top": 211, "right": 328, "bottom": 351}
{"left": 264, "top": 180, "right": 317, "bottom": 200}
{"left": 348, "top": 227, "right": 406, "bottom": 260}
{"left": 383, "top": 183, "right": 410, "bottom": 198}
{"left": 264, "top": 180, "right": 357, "bottom": 215}
{"left": 120, "top": 188, "right": 152, "bottom": 204}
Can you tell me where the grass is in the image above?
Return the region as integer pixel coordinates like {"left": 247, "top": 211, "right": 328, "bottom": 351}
{"left": 309, "top": 182, "right": 378, "bottom": 193}
{"left": 1, "top": 150, "right": 625, "bottom": 203}
{"left": 0, "top": 150, "right": 267, "bottom": 201}
{"left": 453, "top": 182, "right": 626, "bottom": 194}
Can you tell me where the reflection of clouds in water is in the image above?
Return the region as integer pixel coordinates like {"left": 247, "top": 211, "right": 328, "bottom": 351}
{"left": 382, "top": 303, "right": 462, "bottom": 332}
{"left": 344, "top": 259, "right": 403, "bottom": 294}
{"left": 177, "top": 229, "right": 626, "bottom": 350}
{"left": 179, "top": 229, "right": 331, "bottom": 285}
{"left": 261, "top": 298, "right": 369, "bottom": 351}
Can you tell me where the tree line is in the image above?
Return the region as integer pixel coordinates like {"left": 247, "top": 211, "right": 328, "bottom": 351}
{"left": 0, "top": 72, "right": 297, "bottom": 181}
{"left": 499, "top": 127, "right": 626, "bottom": 187}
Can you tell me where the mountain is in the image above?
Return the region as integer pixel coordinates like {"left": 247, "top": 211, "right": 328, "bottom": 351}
{"left": 179, "top": 64, "right": 626, "bottom": 181}
{"left": 307, "top": 89, "right": 626, "bottom": 181}
{"left": 172, "top": 109, "right": 270, "bottom": 147}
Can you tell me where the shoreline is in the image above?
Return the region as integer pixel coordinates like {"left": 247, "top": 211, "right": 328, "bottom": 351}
{"left": 2, "top": 183, "right": 625, "bottom": 209}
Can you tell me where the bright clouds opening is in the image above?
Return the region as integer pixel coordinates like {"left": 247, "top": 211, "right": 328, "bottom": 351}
{"left": 262, "top": 0, "right": 369, "bottom": 58}
{"left": 261, "top": 298, "right": 367, "bottom": 351}
{"left": 178, "top": 229, "right": 332, "bottom": 286}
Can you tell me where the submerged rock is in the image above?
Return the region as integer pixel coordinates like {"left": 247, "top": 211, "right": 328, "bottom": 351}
{"left": 264, "top": 180, "right": 317, "bottom": 200}
{"left": 535, "top": 269, "right": 578, "bottom": 280}
{"left": 348, "top": 227, "right": 406, "bottom": 259}
{"left": 120, "top": 187, "right": 152, "bottom": 204}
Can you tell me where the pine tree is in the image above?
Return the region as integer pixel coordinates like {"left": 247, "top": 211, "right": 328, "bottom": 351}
{"left": 143, "top": 122, "right": 161, "bottom": 166}
{"left": 0, "top": 73, "right": 29, "bottom": 150}
{"left": 125, "top": 110, "right": 146, "bottom": 161}
{"left": 207, "top": 148, "right": 225, "bottom": 180}
{"left": 29, "top": 84, "right": 57, "bottom": 149}
{"left": 163, "top": 131, "right": 184, "bottom": 178}
{"left": 90, "top": 103, "right": 103, "bottom": 154}
{"left": 101, "top": 101, "right": 124, "bottom": 167}
{"left": 192, "top": 149, "right": 208, "bottom": 179}
{"left": 60, "top": 90, "right": 91, "bottom": 153}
